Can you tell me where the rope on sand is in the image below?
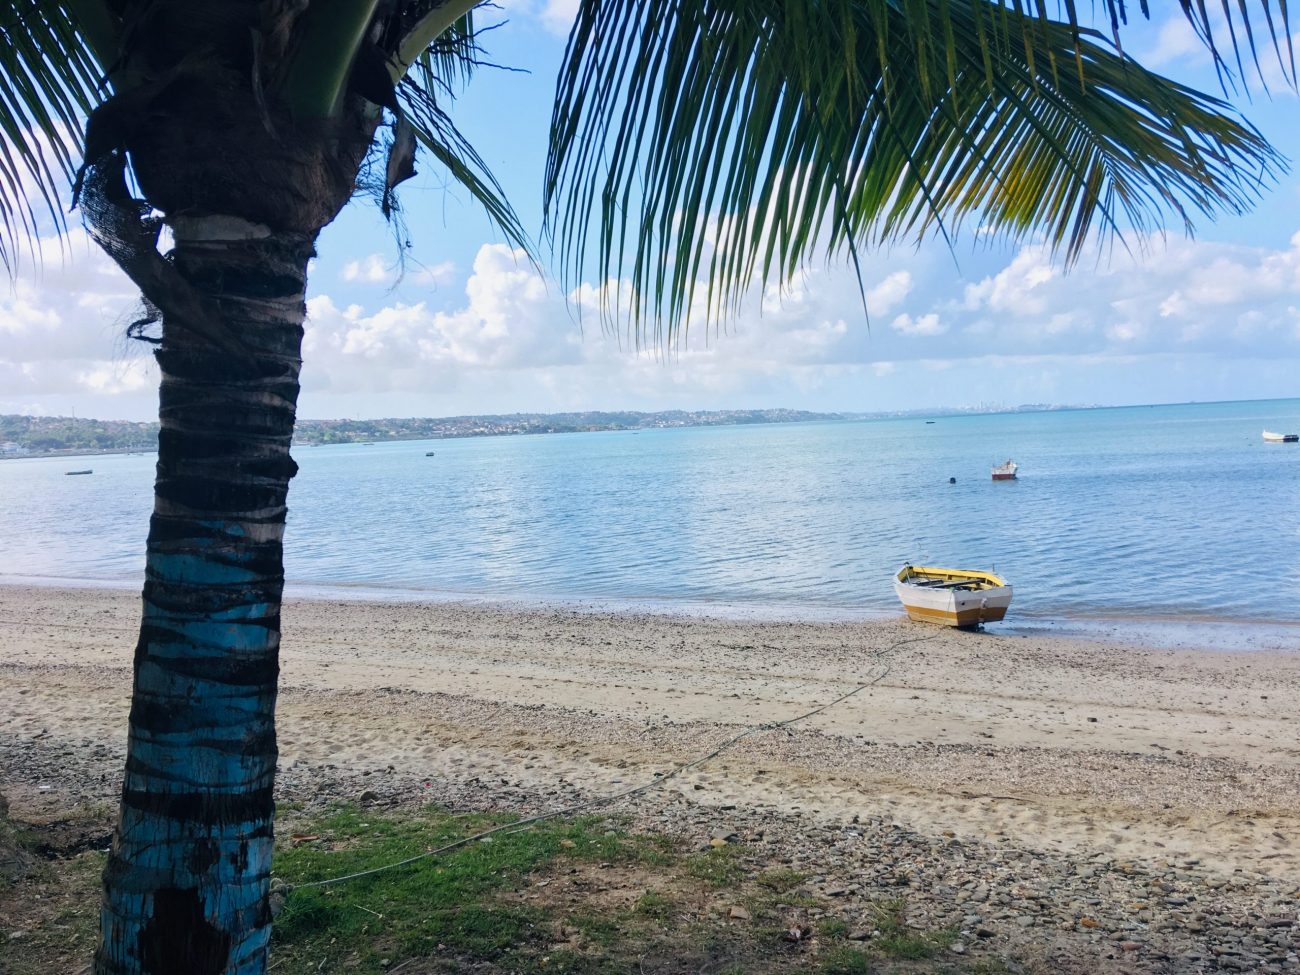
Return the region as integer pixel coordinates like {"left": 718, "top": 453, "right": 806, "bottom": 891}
{"left": 276, "top": 631, "right": 934, "bottom": 900}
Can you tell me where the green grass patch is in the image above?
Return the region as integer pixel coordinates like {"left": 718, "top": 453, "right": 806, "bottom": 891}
{"left": 269, "top": 805, "right": 695, "bottom": 974}
{"left": 874, "top": 932, "right": 944, "bottom": 960}
{"left": 861, "top": 898, "right": 956, "bottom": 961}
{"left": 0, "top": 801, "right": 985, "bottom": 975}
{"left": 817, "top": 917, "right": 850, "bottom": 940}
{"left": 963, "top": 961, "right": 1015, "bottom": 975}
{"left": 683, "top": 844, "right": 747, "bottom": 887}
{"left": 756, "top": 867, "right": 807, "bottom": 892}
{"left": 565, "top": 911, "right": 623, "bottom": 948}
{"left": 820, "top": 945, "right": 873, "bottom": 974}
{"left": 271, "top": 805, "right": 582, "bottom": 972}
{"left": 632, "top": 890, "right": 676, "bottom": 919}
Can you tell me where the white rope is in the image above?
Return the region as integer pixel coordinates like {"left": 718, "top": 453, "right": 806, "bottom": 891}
{"left": 279, "top": 632, "right": 934, "bottom": 896}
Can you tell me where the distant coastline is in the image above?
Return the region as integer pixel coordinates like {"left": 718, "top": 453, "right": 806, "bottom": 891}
{"left": 1, "top": 403, "right": 1094, "bottom": 458}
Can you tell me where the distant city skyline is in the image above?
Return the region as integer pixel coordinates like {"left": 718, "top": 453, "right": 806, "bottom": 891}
{"left": 4, "top": 6, "right": 1300, "bottom": 422}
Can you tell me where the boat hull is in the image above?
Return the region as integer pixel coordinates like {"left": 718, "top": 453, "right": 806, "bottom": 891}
{"left": 991, "top": 459, "right": 1018, "bottom": 480}
{"left": 894, "top": 566, "right": 1012, "bottom": 629}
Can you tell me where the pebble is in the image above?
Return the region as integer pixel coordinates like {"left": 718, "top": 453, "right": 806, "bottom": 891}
{"left": 5, "top": 675, "right": 1299, "bottom": 975}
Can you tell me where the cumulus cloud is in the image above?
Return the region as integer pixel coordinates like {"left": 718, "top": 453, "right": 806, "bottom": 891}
{"left": 74, "top": 358, "right": 155, "bottom": 395}
{"left": 890, "top": 312, "right": 945, "bottom": 336}
{"left": 865, "top": 271, "right": 912, "bottom": 316}
{"left": 299, "top": 243, "right": 895, "bottom": 408}
{"left": 303, "top": 244, "right": 582, "bottom": 394}
{"left": 962, "top": 246, "right": 1057, "bottom": 314}
{"left": 8, "top": 222, "right": 1300, "bottom": 420}
{"left": 341, "top": 253, "right": 394, "bottom": 285}
{"left": 296, "top": 230, "right": 1300, "bottom": 410}
{"left": 0, "top": 229, "right": 155, "bottom": 410}
{"left": 1140, "top": 16, "right": 1211, "bottom": 68}
{"left": 955, "top": 232, "right": 1300, "bottom": 361}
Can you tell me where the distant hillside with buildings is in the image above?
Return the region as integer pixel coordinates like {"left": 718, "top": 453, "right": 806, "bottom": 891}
{"left": 2, "top": 403, "right": 1082, "bottom": 457}
{"left": 1, "top": 409, "right": 838, "bottom": 456}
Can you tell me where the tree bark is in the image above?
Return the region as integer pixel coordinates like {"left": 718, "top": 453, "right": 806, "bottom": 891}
{"left": 95, "top": 218, "right": 315, "bottom": 975}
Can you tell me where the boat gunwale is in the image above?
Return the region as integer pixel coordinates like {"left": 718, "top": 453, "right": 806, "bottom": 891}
{"left": 896, "top": 564, "right": 1007, "bottom": 589}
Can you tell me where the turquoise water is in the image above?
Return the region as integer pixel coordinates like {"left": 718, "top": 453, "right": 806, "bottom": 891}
{"left": 3, "top": 399, "right": 1298, "bottom": 642}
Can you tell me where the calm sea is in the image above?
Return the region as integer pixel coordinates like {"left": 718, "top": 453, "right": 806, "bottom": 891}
{"left": 3, "top": 399, "right": 1298, "bottom": 647}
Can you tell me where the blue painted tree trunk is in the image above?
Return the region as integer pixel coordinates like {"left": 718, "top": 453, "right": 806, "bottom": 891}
{"left": 95, "top": 221, "right": 315, "bottom": 975}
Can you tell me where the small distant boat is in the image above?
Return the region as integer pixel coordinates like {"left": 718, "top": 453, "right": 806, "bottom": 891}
{"left": 425, "top": 451, "right": 436, "bottom": 456}
{"left": 65, "top": 469, "right": 93, "bottom": 476}
{"left": 991, "top": 459, "right": 1018, "bottom": 480}
{"left": 1262, "top": 430, "right": 1298, "bottom": 443}
{"left": 894, "top": 565, "right": 1012, "bottom": 629}
{"left": 925, "top": 420, "right": 935, "bottom": 424}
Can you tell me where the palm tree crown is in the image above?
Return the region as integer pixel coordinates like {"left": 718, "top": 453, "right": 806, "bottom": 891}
{"left": 2, "top": 0, "right": 1289, "bottom": 333}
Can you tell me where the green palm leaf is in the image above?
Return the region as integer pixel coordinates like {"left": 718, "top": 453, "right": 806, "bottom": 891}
{"left": 0, "top": 0, "right": 105, "bottom": 269}
{"left": 399, "top": 62, "right": 534, "bottom": 255}
{"left": 544, "top": 0, "right": 1285, "bottom": 344}
{"left": 0, "top": 1, "right": 529, "bottom": 270}
{"left": 395, "top": 17, "right": 534, "bottom": 256}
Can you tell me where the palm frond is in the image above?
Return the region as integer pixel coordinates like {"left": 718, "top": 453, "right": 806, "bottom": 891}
{"left": 544, "top": 0, "right": 1285, "bottom": 346}
{"left": 1099, "top": 0, "right": 1295, "bottom": 91}
{"left": 369, "top": 4, "right": 532, "bottom": 257}
{"left": 398, "top": 65, "right": 534, "bottom": 257}
{"left": 397, "top": 10, "right": 482, "bottom": 102}
{"left": 0, "top": 0, "right": 108, "bottom": 270}
{"left": 386, "top": 0, "right": 482, "bottom": 82}
{"left": 384, "top": 6, "right": 532, "bottom": 256}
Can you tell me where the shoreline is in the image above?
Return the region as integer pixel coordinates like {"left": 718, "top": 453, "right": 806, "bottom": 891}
{"left": 3, "top": 585, "right": 1299, "bottom": 971}
{"left": 4, "top": 575, "right": 1299, "bottom": 653}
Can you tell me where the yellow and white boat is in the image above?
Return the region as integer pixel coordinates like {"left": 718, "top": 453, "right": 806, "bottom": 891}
{"left": 894, "top": 565, "right": 1012, "bottom": 629}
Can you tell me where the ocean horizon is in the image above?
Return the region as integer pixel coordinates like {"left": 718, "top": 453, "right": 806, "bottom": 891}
{"left": 4, "top": 397, "right": 1298, "bottom": 650}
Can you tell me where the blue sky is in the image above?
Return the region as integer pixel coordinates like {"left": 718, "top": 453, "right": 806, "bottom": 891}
{"left": 4, "top": 1, "right": 1300, "bottom": 421}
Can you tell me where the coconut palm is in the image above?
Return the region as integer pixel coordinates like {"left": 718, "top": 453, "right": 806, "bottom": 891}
{"left": 0, "top": 1, "right": 1289, "bottom": 972}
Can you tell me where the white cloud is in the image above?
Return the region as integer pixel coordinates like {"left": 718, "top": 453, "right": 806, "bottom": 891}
{"left": 341, "top": 253, "right": 395, "bottom": 285}
{"left": 74, "top": 358, "right": 155, "bottom": 395}
{"left": 950, "top": 232, "right": 1300, "bottom": 361}
{"left": 890, "top": 312, "right": 946, "bottom": 336}
{"left": 8, "top": 220, "right": 1300, "bottom": 421}
{"left": 1106, "top": 322, "right": 1142, "bottom": 343}
{"left": 540, "top": 0, "right": 579, "bottom": 34}
{"left": 412, "top": 260, "right": 456, "bottom": 286}
{"left": 1140, "top": 16, "right": 1210, "bottom": 68}
{"left": 1259, "top": 33, "right": 1300, "bottom": 94}
{"left": 865, "top": 271, "right": 912, "bottom": 316}
{"left": 0, "top": 229, "right": 154, "bottom": 402}
{"left": 963, "top": 246, "right": 1057, "bottom": 315}
{"left": 493, "top": 0, "right": 578, "bottom": 35}
{"left": 304, "top": 244, "right": 582, "bottom": 393}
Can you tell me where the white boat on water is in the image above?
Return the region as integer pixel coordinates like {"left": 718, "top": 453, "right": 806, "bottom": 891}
{"left": 991, "top": 459, "right": 1018, "bottom": 480}
{"left": 1262, "top": 429, "right": 1298, "bottom": 443}
{"left": 894, "top": 565, "right": 1012, "bottom": 629}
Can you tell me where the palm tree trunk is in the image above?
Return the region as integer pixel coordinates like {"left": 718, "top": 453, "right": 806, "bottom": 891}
{"left": 95, "top": 218, "right": 315, "bottom": 975}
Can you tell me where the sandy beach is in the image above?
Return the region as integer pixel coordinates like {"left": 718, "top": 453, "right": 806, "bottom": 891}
{"left": 2, "top": 585, "right": 1298, "bottom": 971}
